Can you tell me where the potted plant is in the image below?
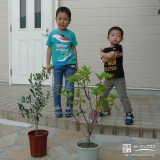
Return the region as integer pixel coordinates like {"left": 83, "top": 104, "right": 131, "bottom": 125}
{"left": 61, "top": 65, "right": 119, "bottom": 160}
{"left": 18, "top": 65, "right": 53, "bottom": 158}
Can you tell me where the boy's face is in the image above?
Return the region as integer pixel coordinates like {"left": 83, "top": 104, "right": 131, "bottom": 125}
{"left": 107, "top": 30, "right": 123, "bottom": 46}
{"left": 56, "top": 12, "right": 71, "bottom": 31}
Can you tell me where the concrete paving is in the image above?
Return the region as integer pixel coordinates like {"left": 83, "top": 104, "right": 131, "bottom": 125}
{"left": 0, "top": 85, "right": 160, "bottom": 159}
{"left": 0, "top": 85, "right": 160, "bottom": 139}
{"left": 0, "top": 120, "right": 160, "bottom": 160}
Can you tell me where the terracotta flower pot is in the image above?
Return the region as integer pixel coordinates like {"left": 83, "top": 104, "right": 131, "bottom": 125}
{"left": 28, "top": 130, "right": 48, "bottom": 158}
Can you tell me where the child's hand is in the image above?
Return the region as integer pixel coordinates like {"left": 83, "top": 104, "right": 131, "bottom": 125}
{"left": 100, "top": 48, "right": 104, "bottom": 52}
{"left": 46, "top": 64, "right": 51, "bottom": 74}
{"left": 114, "top": 51, "right": 123, "bottom": 58}
{"left": 100, "top": 48, "right": 104, "bottom": 56}
{"left": 75, "top": 65, "right": 78, "bottom": 73}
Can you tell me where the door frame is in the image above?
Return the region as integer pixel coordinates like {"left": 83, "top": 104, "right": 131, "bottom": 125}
{"left": 8, "top": 0, "right": 53, "bottom": 86}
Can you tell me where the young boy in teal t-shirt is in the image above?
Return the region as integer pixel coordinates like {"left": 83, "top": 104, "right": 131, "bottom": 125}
{"left": 46, "top": 7, "right": 78, "bottom": 118}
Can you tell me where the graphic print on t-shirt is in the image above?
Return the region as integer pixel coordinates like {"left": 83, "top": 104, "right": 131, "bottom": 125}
{"left": 104, "top": 58, "right": 117, "bottom": 72}
{"left": 53, "top": 34, "right": 69, "bottom": 43}
{"left": 52, "top": 34, "right": 72, "bottom": 67}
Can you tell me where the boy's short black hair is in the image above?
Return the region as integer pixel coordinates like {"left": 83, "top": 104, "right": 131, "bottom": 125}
{"left": 56, "top": 7, "right": 71, "bottom": 19}
{"left": 108, "top": 26, "right": 124, "bottom": 37}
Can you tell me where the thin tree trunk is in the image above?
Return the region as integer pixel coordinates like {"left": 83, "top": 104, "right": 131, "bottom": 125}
{"left": 35, "top": 111, "right": 38, "bottom": 136}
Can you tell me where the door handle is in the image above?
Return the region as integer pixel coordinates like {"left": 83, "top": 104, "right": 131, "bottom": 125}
{"left": 41, "top": 33, "right": 48, "bottom": 37}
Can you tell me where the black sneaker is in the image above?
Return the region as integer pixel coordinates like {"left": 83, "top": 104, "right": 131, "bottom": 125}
{"left": 54, "top": 107, "right": 63, "bottom": 118}
{"left": 65, "top": 107, "right": 72, "bottom": 117}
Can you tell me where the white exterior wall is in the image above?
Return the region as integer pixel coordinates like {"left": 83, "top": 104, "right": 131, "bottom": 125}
{"left": 0, "top": 0, "right": 160, "bottom": 89}
{"left": 59, "top": 0, "right": 160, "bottom": 89}
{"left": 0, "top": 0, "right": 9, "bottom": 82}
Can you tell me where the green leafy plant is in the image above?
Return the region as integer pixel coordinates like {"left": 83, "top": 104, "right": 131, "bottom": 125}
{"left": 62, "top": 65, "right": 119, "bottom": 148}
{"left": 18, "top": 65, "right": 53, "bottom": 136}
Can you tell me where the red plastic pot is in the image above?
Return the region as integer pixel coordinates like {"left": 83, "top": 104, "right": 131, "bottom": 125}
{"left": 28, "top": 130, "right": 48, "bottom": 158}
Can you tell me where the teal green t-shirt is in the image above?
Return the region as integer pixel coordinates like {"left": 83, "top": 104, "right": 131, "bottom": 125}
{"left": 46, "top": 29, "right": 78, "bottom": 68}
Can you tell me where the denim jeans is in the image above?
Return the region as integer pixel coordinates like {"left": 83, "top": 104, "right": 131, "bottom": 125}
{"left": 53, "top": 65, "right": 75, "bottom": 108}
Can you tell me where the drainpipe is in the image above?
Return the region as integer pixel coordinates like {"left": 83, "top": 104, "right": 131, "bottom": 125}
{"left": 55, "top": 0, "right": 59, "bottom": 29}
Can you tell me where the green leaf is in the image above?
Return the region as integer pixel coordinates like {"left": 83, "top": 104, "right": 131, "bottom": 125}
{"left": 99, "top": 107, "right": 104, "bottom": 113}
{"left": 76, "top": 88, "right": 80, "bottom": 97}
{"left": 72, "top": 100, "right": 79, "bottom": 106}
{"left": 103, "top": 105, "right": 110, "bottom": 111}
{"left": 102, "top": 72, "right": 114, "bottom": 79}
{"left": 97, "top": 100, "right": 104, "bottom": 108}
{"left": 46, "top": 74, "right": 49, "bottom": 79}
{"left": 62, "top": 92, "right": 72, "bottom": 99}
{"left": 28, "top": 78, "right": 33, "bottom": 84}
{"left": 38, "top": 113, "right": 42, "bottom": 117}
{"left": 50, "top": 64, "right": 54, "bottom": 70}
{"left": 103, "top": 97, "right": 111, "bottom": 103}
{"left": 28, "top": 94, "right": 31, "bottom": 101}
{"left": 66, "top": 74, "right": 82, "bottom": 82}
{"left": 42, "top": 66, "right": 46, "bottom": 70}
{"left": 158, "top": 9, "right": 160, "bottom": 15}
{"left": 46, "top": 91, "right": 50, "bottom": 99}
{"left": 95, "top": 73, "right": 105, "bottom": 81}
{"left": 30, "top": 73, "right": 32, "bottom": 79}
{"left": 79, "top": 82, "right": 83, "bottom": 86}
{"left": 95, "top": 73, "right": 101, "bottom": 80}
{"left": 91, "top": 87, "right": 103, "bottom": 96}
{"left": 78, "top": 65, "right": 92, "bottom": 77}
{"left": 81, "top": 99, "right": 86, "bottom": 103}
{"left": 80, "top": 110, "right": 86, "bottom": 114}
{"left": 21, "top": 96, "right": 25, "bottom": 102}
{"left": 96, "top": 83, "right": 107, "bottom": 91}
{"left": 109, "top": 93, "right": 119, "bottom": 99}
{"left": 30, "top": 89, "right": 33, "bottom": 93}
{"left": 76, "top": 112, "right": 80, "bottom": 117}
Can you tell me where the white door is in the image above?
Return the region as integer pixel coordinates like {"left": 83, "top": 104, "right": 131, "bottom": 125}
{"left": 10, "top": 0, "right": 52, "bottom": 85}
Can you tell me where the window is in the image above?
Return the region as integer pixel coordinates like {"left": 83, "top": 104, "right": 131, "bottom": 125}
{"left": 35, "top": 0, "right": 41, "bottom": 28}
{"left": 20, "top": 0, "right": 26, "bottom": 29}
